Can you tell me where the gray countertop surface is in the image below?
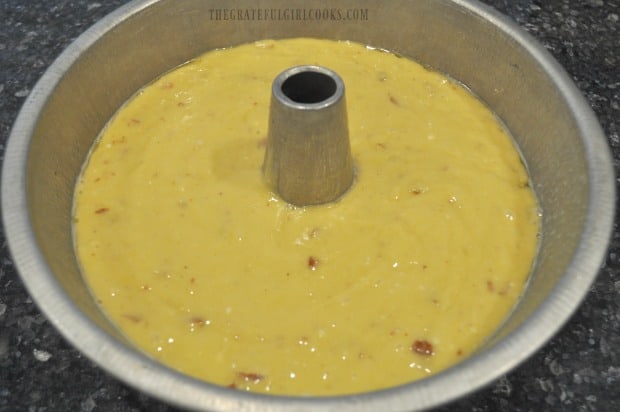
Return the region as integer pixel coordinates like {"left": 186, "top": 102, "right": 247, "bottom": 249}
{"left": 1, "top": 0, "right": 618, "bottom": 411}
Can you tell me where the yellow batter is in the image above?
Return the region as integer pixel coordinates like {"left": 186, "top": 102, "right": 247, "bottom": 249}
{"left": 73, "top": 38, "right": 540, "bottom": 395}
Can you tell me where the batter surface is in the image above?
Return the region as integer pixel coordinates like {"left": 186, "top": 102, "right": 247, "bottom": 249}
{"left": 73, "top": 38, "right": 540, "bottom": 395}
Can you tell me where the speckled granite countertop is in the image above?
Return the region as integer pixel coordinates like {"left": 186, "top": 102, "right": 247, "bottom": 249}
{"left": 0, "top": 0, "right": 618, "bottom": 411}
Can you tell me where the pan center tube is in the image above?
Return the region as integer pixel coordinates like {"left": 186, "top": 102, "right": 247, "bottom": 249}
{"left": 262, "top": 65, "right": 354, "bottom": 206}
